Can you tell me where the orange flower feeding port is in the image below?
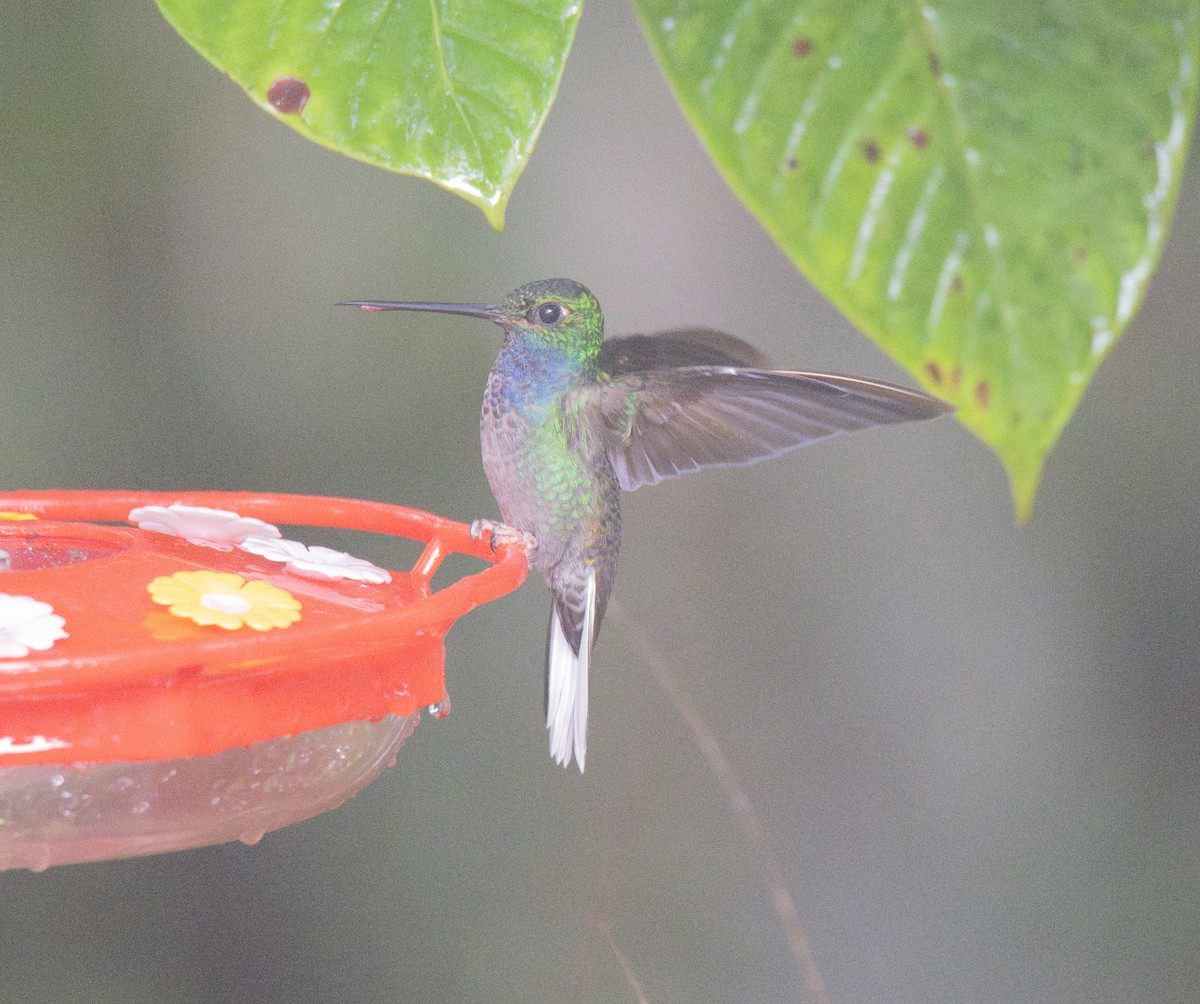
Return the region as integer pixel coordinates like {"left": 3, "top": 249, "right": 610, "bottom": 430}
{"left": 0, "top": 490, "right": 527, "bottom": 871}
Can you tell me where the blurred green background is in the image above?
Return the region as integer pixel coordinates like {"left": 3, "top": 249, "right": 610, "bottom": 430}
{"left": 2, "top": 3, "right": 1198, "bottom": 1002}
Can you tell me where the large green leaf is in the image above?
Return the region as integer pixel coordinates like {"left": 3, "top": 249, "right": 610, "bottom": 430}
{"left": 154, "top": 0, "right": 582, "bottom": 229}
{"left": 634, "top": 1, "right": 1200, "bottom": 517}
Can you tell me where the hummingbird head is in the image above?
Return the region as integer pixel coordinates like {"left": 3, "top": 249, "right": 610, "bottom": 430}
{"left": 492, "top": 278, "right": 603, "bottom": 361}
{"left": 340, "top": 278, "right": 604, "bottom": 364}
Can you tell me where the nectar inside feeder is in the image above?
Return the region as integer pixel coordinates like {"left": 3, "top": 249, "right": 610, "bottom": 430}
{"left": 0, "top": 491, "right": 527, "bottom": 871}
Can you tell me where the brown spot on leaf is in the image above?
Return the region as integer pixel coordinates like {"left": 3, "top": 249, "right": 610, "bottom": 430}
{"left": 792, "top": 37, "right": 813, "bottom": 57}
{"left": 974, "top": 381, "right": 991, "bottom": 408}
{"left": 785, "top": 156, "right": 800, "bottom": 171}
{"left": 950, "top": 366, "right": 962, "bottom": 390}
{"left": 862, "top": 139, "right": 881, "bottom": 163}
{"left": 950, "top": 274, "right": 964, "bottom": 293}
{"left": 929, "top": 53, "right": 942, "bottom": 76}
{"left": 1074, "top": 246, "right": 1089, "bottom": 262}
{"left": 907, "top": 127, "right": 930, "bottom": 150}
{"left": 924, "top": 361, "right": 943, "bottom": 385}
{"left": 268, "top": 77, "right": 310, "bottom": 115}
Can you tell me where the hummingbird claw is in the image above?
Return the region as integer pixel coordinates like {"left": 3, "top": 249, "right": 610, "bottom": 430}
{"left": 470, "top": 519, "right": 537, "bottom": 555}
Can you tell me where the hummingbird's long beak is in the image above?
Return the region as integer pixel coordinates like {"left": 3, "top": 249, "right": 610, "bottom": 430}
{"left": 336, "top": 299, "right": 505, "bottom": 323}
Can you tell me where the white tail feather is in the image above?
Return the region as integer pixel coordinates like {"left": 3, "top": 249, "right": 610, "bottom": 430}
{"left": 546, "top": 570, "right": 596, "bottom": 771}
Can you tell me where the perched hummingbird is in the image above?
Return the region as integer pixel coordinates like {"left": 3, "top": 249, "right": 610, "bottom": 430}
{"left": 340, "top": 279, "right": 950, "bottom": 771}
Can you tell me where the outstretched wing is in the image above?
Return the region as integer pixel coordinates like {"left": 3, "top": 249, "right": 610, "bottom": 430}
{"left": 586, "top": 347, "right": 951, "bottom": 491}
{"left": 598, "top": 328, "right": 771, "bottom": 371}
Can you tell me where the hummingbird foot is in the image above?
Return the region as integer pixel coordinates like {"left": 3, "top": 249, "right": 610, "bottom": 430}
{"left": 469, "top": 519, "right": 537, "bottom": 555}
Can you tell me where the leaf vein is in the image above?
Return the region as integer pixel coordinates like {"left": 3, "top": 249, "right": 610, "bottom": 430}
{"left": 428, "top": 0, "right": 485, "bottom": 168}
{"left": 440, "top": 18, "right": 548, "bottom": 80}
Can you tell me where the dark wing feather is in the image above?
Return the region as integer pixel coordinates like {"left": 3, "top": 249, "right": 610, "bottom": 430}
{"left": 598, "top": 329, "right": 770, "bottom": 372}
{"left": 587, "top": 365, "right": 951, "bottom": 492}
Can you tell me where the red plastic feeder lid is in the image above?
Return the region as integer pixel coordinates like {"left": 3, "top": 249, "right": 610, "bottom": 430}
{"left": 0, "top": 491, "right": 527, "bottom": 766}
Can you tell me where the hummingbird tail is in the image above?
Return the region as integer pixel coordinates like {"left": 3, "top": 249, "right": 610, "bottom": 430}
{"left": 546, "top": 569, "right": 597, "bottom": 771}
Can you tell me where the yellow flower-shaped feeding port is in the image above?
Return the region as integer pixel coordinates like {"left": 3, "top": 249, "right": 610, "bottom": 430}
{"left": 147, "top": 571, "right": 301, "bottom": 631}
{"left": 0, "top": 512, "right": 37, "bottom": 521}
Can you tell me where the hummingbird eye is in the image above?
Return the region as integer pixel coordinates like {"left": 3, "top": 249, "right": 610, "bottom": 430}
{"left": 534, "top": 302, "right": 565, "bottom": 326}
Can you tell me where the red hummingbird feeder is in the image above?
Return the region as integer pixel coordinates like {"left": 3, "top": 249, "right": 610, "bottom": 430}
{"left": 0, "top": 490, "right": 526, "bottom": 870}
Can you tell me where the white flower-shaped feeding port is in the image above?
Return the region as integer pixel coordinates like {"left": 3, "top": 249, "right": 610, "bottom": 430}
{"left": 129, "top": 504, "right": 283, "bottom": 551}
{"left": 0, "top": 594, "right": 68, "bottom": 660}
{"left": 0, "top": 735, "right": 69, "bottom": 754}
{"left": 239, "top": 537, "right": 392, "bottom": 584}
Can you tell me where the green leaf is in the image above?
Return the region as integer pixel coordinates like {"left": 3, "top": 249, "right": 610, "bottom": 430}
{"left": 154, "top": 0, "right": 582, "bottom": 229}
{"left": 634, "top": 1, "right": 1200, "bottom": 517}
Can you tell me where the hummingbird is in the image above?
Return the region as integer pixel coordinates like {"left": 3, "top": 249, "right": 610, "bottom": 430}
{"left": 340, "top": 279, "right": 951, "bottom": 771}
